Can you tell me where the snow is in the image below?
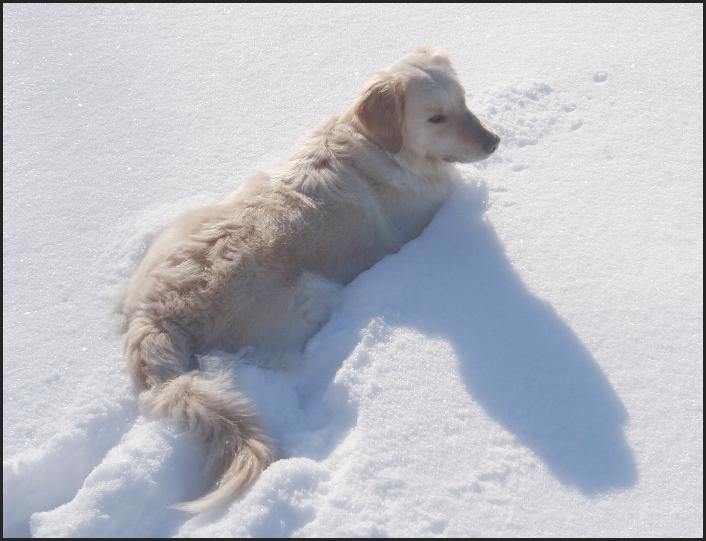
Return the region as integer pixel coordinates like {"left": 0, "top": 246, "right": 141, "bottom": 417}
{"left": 3, "top": 3, "right": 703, "bottom": 538}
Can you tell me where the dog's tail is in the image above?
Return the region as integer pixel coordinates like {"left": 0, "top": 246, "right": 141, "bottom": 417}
{"left": 124, "top": 311, "right": 275, "bottom": 514}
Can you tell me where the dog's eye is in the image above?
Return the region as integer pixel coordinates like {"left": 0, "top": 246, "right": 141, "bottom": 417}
{"left": 428, "top": 115, "right": 447, "bottom": 124}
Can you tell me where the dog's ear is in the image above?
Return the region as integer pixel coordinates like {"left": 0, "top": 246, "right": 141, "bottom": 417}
{"left": 353, "top": 74, "right": 405, "bottom": 154}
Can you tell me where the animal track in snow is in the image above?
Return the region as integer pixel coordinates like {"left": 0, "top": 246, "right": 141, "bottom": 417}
{"left": 471, "top": 82, "right": 575, "bottom": 150}
{"left": 593, "top": 71, "right": 609, "bottom": 82}
{"left": 465, "top": 81, "right": 584, "bottom": 178}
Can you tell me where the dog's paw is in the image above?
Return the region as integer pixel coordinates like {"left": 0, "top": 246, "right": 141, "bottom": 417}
{"left": 295, "top": 273, "right": 342, "bottom": 326}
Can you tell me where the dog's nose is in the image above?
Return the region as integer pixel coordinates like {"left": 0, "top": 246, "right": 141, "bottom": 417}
{"left": 483, "top": 134, "right": 500, "bottom": 154}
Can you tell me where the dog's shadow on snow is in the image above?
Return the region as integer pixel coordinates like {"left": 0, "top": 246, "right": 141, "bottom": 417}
{"left": 389, "top": 179, "right": 637, "bottom": 494}
{"left": 241, "top": 178, "right": 637, "bottom": 498}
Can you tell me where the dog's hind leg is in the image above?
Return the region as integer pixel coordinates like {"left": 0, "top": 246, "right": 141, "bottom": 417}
{"left": 124, "top": 312, "right": 195, "bottom": 390}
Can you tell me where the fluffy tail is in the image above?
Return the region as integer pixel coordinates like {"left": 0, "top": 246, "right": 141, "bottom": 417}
{"left": 124, "top": 312, "right": 275, "bottom": 513}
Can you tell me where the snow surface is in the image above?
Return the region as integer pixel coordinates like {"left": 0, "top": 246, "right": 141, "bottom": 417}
{"left": 3, "top": 3, "right": 703, "bottom": 538}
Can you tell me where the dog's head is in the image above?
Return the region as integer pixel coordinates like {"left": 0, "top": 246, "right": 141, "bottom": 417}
{"left": 353, "top": 46, "right": 499, "bottom": 163}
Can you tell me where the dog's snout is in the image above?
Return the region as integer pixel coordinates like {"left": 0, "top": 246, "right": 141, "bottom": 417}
{"left": 483, "top": 133, "right": 500, "bottom": 154}
{"left": 463, "top": 110, "right": 500, "bottom": 155}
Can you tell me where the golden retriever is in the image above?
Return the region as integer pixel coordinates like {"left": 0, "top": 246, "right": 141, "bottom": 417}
{"left": 122, "top": 46, "right": 499, "bottom": 513}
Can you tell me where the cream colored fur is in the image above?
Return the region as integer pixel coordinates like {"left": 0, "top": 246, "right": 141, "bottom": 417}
{"left": 122, "top": 46, "right": 499, "bottom": 513}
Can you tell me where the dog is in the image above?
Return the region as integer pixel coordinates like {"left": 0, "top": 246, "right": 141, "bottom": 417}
{"left": 122, "top": 46, "right": 499, "bottom": 513}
